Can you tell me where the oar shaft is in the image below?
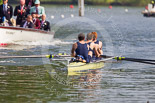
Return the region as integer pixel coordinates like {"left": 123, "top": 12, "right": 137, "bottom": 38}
{"left": 0, "top": 55, "right": 45, "bottom": 59}
{"left": 101, "top": 55, "right": 113, "bottom": 58}
{"left": 0, "top": 55, "right": 71, "bottom": 59}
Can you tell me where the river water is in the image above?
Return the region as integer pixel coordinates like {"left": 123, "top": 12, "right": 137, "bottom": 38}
{"left": 0, "top": 6, "right": 155, "bottom": 103}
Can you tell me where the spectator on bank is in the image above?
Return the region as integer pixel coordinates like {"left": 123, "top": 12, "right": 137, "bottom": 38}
{"left": 0, "top": 0, "right": 13, "bottom": 26}
{"left": 14, "top": 0, "right": 29, "bottom": 26}
{"left": 30, "top": 0, "right": 45, "bottom": 20}
{"left": 32, "top": 12, "right": 40, "bottom": 29}
{"left": 20, "top": 15, "right": 34, "bottom": 28}
{"left": 151, "top": 0, "right": 155, "bottom": 8}
{"left": 40, "top": 14, "right": 50, "bottom": 31}
{"left": 26, "top": 0, "right": 35, "bottom": 9}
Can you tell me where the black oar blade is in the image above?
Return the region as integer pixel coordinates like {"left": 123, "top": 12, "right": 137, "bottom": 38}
{"left": 122, "top": 57, "right": 155, "bottom": 62}
{"left": 101, "top": 55, "right": 155, "bottom": 65}
{"left": 124, "top": 59, "right": 155, "bottom": 65}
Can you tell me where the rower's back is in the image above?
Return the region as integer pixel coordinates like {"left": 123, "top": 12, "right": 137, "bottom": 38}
{"left": 94, "top": 40, "right": 99, "bottom": 45}
{"left": 75, "top": 42, "right": 88, "bottom": 60}
{"left": 86, "top": 33, "right": 94, "bottom": 52}
{"left": 71, "top": 33, "right": 89, "bottom": 62}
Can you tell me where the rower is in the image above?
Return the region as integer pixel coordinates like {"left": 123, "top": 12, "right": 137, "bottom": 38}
{"left": 92, "top": 32, "right": 103, "bottom": 55}
{"left": 86, "top": 32, "right": 101, "bottom": 60}
{"left": 71, "top": 33, "right": 91, "bottom": 63}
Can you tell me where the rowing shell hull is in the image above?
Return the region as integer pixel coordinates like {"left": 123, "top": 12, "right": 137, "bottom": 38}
{"left": 68, "top": 61, "right": 105, "bottom": 75}
{"left": 0, "top": 26, "right": 54, "bottom": 44}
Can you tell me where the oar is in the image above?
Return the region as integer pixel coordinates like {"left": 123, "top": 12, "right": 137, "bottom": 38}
{"left": 0, "top": 54, "right": 71, "bottom": 59}
{"left": 101, "top": 55, "right": 155, "bottom": 65}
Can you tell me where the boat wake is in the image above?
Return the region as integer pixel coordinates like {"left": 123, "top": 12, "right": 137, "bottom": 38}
{"left": 0, "top": 38, "right": 73, "bottom": 50}
{"left": 5, "top": 38, "right": 72, "bottom": 46}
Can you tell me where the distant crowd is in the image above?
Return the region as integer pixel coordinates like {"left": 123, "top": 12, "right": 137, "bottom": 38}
{"left": 0, "top": 0, "right": 50, "bottom": 31}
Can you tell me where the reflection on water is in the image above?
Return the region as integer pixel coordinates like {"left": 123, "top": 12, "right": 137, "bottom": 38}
{"left": 1, "top": 64, "right": 155, "bottom": 102}
{"left": 0, "top": 63, "right": 104, "bottom": 102}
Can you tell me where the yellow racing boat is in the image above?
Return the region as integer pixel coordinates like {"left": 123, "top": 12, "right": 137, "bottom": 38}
{"left": 67, "top": 58, "right": 113, "bottom": 75}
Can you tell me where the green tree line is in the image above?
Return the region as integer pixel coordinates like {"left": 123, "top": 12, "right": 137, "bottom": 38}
{"left": 1, "top": 0, "right": 150, "bottom": 6}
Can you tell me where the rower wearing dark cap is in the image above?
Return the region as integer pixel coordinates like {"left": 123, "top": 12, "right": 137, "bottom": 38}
{"left": 71, "top": 33, "right": 92, "bottom": 63}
